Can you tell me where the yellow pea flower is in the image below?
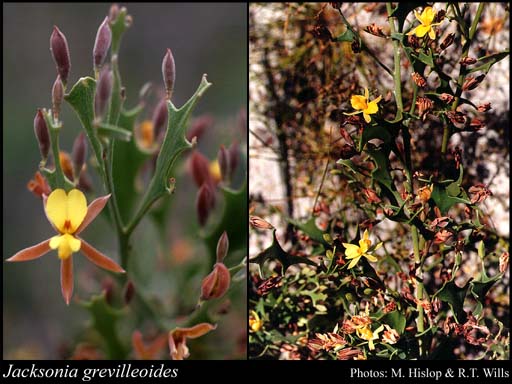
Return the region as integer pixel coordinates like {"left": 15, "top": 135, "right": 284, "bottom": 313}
{"left": 344, "top": 88, "right": 382, "bottom": 123}
{"left": 357, "top": 324, "right": 384, "bottom": 351}
{"left": 342, "top": 229, "right": 382, "bottom": 269}
{"left": 7, "top": 188, "right": 125, "bottom": 305}
{"left": 407, "top": 6, "right": 441, "bottom": 40}
{"left": 249, "top": 310, "right": 263, "bottom": 332}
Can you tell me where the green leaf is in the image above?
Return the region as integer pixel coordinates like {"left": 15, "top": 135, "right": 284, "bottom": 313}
{"left": 434, "top": 280, "right": 469, "bottom": 322}
{"left": 128, "top": 75, "right": 211, "bottom": 230}
{"left": 365, "top": 144, "right": 401, "bottom": 205}
{"left": 467, "top": 51, "right": 510, "bottom": 74}
{"left": 361, "top": 124, "right": 392, "bottom": 146}
{"left": 203, "top": 182, "right": 247, "bottom": 265}
{"left": 412, "top": 51, "right": 435, "bottom": 68}
{"left": 80, "top": 293, "right": 128, "bottom": 359}
{"left": 335, "top": 28, "right": 356, "bottom": 43}
{"left": 249, "top": 230, "right": 317, "bottom": 278}
{"left": 300, "top": 290, "right": 327, "bottom": 307}
{"left": 288, "top": 217, "right": 328, "bottom": 245}
{"left": 97, "top": 123, "right": 132, "bottom": 141}
{"left": 381, "top": 310, "right": 406, "bottom": 334}
{"left": 64, "top": 77, "right": 105, "bottom": 179}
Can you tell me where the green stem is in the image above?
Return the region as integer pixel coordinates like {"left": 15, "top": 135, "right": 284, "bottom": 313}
{"left": 387, "top": 2, "right": 425, "bottom": 357}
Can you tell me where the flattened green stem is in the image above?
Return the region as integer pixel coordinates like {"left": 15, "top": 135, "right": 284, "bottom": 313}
{"left": 44, "top": 114, "right": 66, "bottom": 189}
{"left": 387, "top": 2, "right": 425, "bottom": 356}
{"left": 442, "top": 3, "right": 485, "bottom": 154}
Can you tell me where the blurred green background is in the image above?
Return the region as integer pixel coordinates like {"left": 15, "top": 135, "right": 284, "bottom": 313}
{"left": 3, "top": 3, "right": 247, "bottom": 359}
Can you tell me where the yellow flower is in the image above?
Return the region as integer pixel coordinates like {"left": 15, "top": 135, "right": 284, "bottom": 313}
{"left": 7, "top": 188, "right": 125, "bottom": 305}
{"left": 249, "top": 310, "right": 263, "bottom": 332}
{"left": 209, "top": 160, "right": 222, "bottom": 184}
{"left": 342, "top": 229, "right": 382, "bottom": 269}
{"left": 344, "top": 88, "right": 382, "bottom": 123}
{"left": 407, "top": 6, "right": 441, "bottom": 39}
{"left": 357, "top": 324, "right": 384, "bottom": 351}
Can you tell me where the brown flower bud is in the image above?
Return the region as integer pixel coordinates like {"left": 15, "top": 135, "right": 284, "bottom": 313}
{"left": 415, "top": 97, "right": 433, "bottom": 120}
{"left": 446, "top": 110, "right": 466, "bottom": 125}
{"left": 52, "top": 75, "right": 64, "bottom": 122}
{"left": 365, "top": 23, "right": 387, "bottom": 37}
{"left": 351, "top": 39, "right": 361, "bottom": 53}
{"left": 216, "top": 231, "right": 229, "bottom": 263}
{"left": 499, "top": 252, "right": 509, "bottom": 274}
{"left": 249, "top": 215, "right": 274, "bottom": 230}
{"left": 190, "top": 151, "right": 213, "bottom": 188}
{"left": 411, "top": 72, "right": 427, "bottom": 87}
{"left": 93, "top": 16, "right": 112, "bottom": 71}
{"left": 477, "top": 102, "right": 491, "bottom": 112}
{"left": 196, "top": 182, "right": 215, "bottom": 227}
{"left": 50, "top": 26, "right": 71, "bottom": 85}
{"left": 434, "top": 9, "right": 446, "bottom": 23}
{"left": 228, "top": 141, "right": 240, "bottom": 179}
{"left": 439, "top": 93, "right": 454, "bottom": 103}
{"left": 94, "top": 66, "right": 113, "bottom": 120}
{"left": 407, "top": 34, "right": 420, "bottom": 49}
{"left": 362, "top": 188, "right": 381, "bottom": 203}
{"left": 101, "top": 277, "right": 114, "bottom": 305}
{"left": 417, "top": 184, "right": 433, "bottom": 203}
{"left": 59, "top": 151, "right": 74, "bottom": 180}
{"left": 469, "top": 183, "right": 492, "bottom": 204}
{"left": 152, "top": 98, "right": 168, "bottom": 140}
{"left": 462, "top": 74, "right": 485, "bottom": 91}
{"left": 34, "top": 109, "right": 50, "bottom": 160}
{"left": 200, "top": 262, "right": 231, "bottom": 301}
{"left": 469, "top": 118, "right": 485, "bottom": 130}
{"left": 434, "top": 229, "right": 453, "bottom": 244}
{"left": 123, "top": 280, "right": 135, "bottom": 305}
{"left": 217, "top": 145, "right": 230, "bottom": 182}
{"left": 162, "top": 48, "right": 176, "bottom": 100}
{"left": 460, "top": 56, "right": 477, "bottom": 65}
{"left": 72, "top": 132, "right": 88, "bottom": 180}
{"left": 186, "top": 115, "right": 213, "bottom": 142}
{"left": 440, "top": 33, "right": 455, "bottom": 50}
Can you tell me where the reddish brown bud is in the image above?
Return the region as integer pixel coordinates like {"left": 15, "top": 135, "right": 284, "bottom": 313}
{"left": 499, "top": 252, "right": 509, "bottom": 274}
{"left": 50, "top": 26, "right": 71, "bottom": 85}
{"left": 123, "top": 280, "right": 135, "bottom": 304}
{"left": 228, "top": 141, "right": 240, "bottom": 179}
{"left": 72, "top": 132, "right": 87, "bottom": 180}
{"left": 162, "top": 48, "right": 176, "bottom": 100}
{"left": 196, "top": 182, "right": 215, "bottom": 227}
{"left": 102, "top": 277, "right": 114, "bottom": 305}
{"left": 52, "top": 75, "right": 64, "bottom": 121}
{"left": 152, "top": 98, "right": 168, "bottom": 140}
{"left": 94, "top": 66, "right": 112, "bottom": 120}
{"left": 216, "top": 231, "right": 229, "bottom": 263}
{"left": 469, "top": 118, "right": 485, "bottom": 130}
{"left": 407, "top": 34, "right": 420, "bottom": 49}
{"left": 217, "top": 145, "right": 230, "bottom": 182}
{"left": 249, "top": 215, "right": 274, "bottom": 230}
{"left": 186, "top": 115, "right": 213, "bottom": 142}
{"left": 190, "top": 151, "right": 213, "bottom": 188}
{"left": 200, "top": 262, "right": 231, "bottom": 301}
{"left": 446, "top": 110, "right": 466, "bottom": 125}
{"left": 362, "top": 188, "right": 381, "bottom": 203}
{"left": 415, "top": 97, "right": 433, "bottom": 120}
{"left": 411, "top": 72, "right": 427, "bottom": 87}
{"left": 460, "top": 56, "right": 477, "bottom": 65}
{"left": 34, "top": 109, "right": 50, "bottom": 160}
{"left": 462, "top": 74, "right": 485, "bottom": 91}
{"left": 93, "top": 17, "right": 112, "bottom": 71}
{"left": 477, "top": 102, "right": 491, "bottom": 112}
{"left": 27, "top": 171, "right": 51, "bottom": 198}
{"left": 365, "top": 23, "right": 387, "bottom": 37}
{"left": 439, "top": 93, "right": 454, "bottom": 103}
{"left": 440, "top": 33, "right": 455, "bottom": 50}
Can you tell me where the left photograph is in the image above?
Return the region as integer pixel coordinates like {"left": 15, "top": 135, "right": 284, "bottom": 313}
{"left": 3, "top": 3, "right": 247, "bottom": 360}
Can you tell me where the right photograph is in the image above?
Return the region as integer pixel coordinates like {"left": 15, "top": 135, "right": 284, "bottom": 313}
{"left": 248, "top": 3, "right": 509, "bottom": 360}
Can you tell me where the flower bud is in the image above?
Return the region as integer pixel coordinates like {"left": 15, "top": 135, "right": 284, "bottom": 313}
{"left": 162, "top": 48, "right": 176, "bottom": 100}
{"left": 190, "top": 151, "right": 213, "bottom": 188}
{"left": 186, "top": 115, "right": 213, "bottom": 142}
{"left": 72, "top": 132, "right": 88, "bottom": 180}
{"left": 52, "top": 75, "right": 64, "bottom": 122}
{"left": 123, "top": 280, "right": 135, "bottom": 305}
{"left": 411, "top": 72, "right": 426, "bottom": 87}
{"left": 477, "top": 102, "right": 491, "bottom": 112}
{"left": 228, "top": 141, "right": 240, "bottom": 179}
{"left": 460, "top": 56, "right": 477, "bottom": 65}
{"left": 93, "top": 16, "right": 112, "bottom": 71}
{"left": 50, "top": 26, "right": 71, "bottom": 85}
{"left": 34, "top": 109, "right": 50, "bottom": 160}
{"left": 462, "top": 74, "right": 485, "bottom": 91}
{"left": 109, "top": 4, "right": 120, "bottom": 22}
{"left": 249, "top": 215, "right": 274, "bottom": 230}
{"left": 415, "top": 97, "right": 433, "bottom": 120}
{"left": 94, "top": 66, "right": 113, "bottom": 120}
{"left": 439, "top": 93, "right": 454, "bottom": 103}
{"left": 152, "top": 98, "right": 168, "bottom": 140}
{"left": 196, "top": 182, "right": 215, "bottom": 227}
{"left": 440, "top": 33, "right": 455, "bottom": 50}
{"left": 217, "top": 145, "right": 230, "bottom": 182}
{"left": 200, "top": 262, "right": 231, "bottom": 301}
{"left": 216, "top": 231, "right": 229, "bottom": 263}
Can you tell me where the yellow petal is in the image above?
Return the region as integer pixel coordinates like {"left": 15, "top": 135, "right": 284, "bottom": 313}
{"left": 343, "top": 243, "right": 361, "bottom": 259}
{"left": 422, "top": 7, "right": 435, "bottom": 25}
{"left": 362, "top": 229, "right": 369, "bottom": 241}
{"left": 67, "top": 189, "right": 87, "bottom": 232}
{"left": 414, "top": 24, "right": 431, "bottom": 38}
{"left": 49, "top": 235, "right": 62, "bottom": 250}
{"left": 364, "top": 253, "right": 378, "bottom": 263}
{"left": 363, "top": 113, "right": 371, "bottom": 123}
{"left": 46, "top": 189, "right": 68, "bottom": 232}
{"left": 413, "top": 9, "right": 422, "bottom": 23}
{"left": 50, "top": 234, "right": 81, "bottom": 259}
{"left": 374, "top": 242, "right": 383, "bottom": 251}
{"left": 364, "top": 88, "right": 369, "bottom": 100}
{"left": 351, "top": 95, "right": 367, "bottom": 111}
{"left": 343, "top": 110, "right": 363, "bottom": 116}
{"left": 428, "top": 27, "right": 436, "bottom": 40}
{"left": 347, "top": 256, "right": 361, "bottom": 269}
